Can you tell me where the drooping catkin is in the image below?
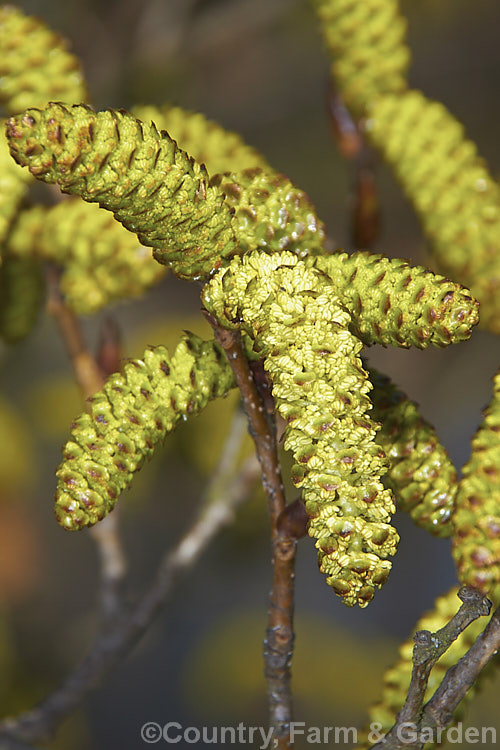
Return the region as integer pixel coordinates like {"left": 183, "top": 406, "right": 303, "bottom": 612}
{"left": 453, "top": 370, "right": 500, "bottom": 595}
{"left": 203, "top": 250, "right": 399, "bottom": 607}
{"left": 365, "top": 90, "right": 500, "bottom": 333}
{"left": 7, "top": 200, "right": 166, "bottom": 314}
{"left": 0, "top": 6, "right": 88, "bottom": 115}
{"left": 7, "top": 104, "right": 326, "bottom": 281}
{"left": 312, "top": 0, "right": 410, "bottom": 117}
{"left": 55, "top": 335, "right": 234, "bottom": 530}
{"left": 369, "top": 367, "right": 457, "bottom": 537}
{"left": 314, "top": 252, "right": 479, "bottom": 348}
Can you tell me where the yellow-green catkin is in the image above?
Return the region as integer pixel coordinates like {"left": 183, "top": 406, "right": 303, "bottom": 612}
{"left": 358, "top": 587, "right": 495, "bottom": 747}
{"left": 6, "top": 199, "right": 167, "bottom": 314}
{"left": 7, "top": 103, "right": 238, "bottom": 281}
{"left": 0, "top": 6, "right": 87, "bottom": 115}
{"left": 312, "top": 0, "right": 410, "bottom": 117}
{"left": 131, "top": 109, "right": 325, "bottom": 257}
{"left": 203, "top": 250, "right": 399, "bottom": 607}
{"left": 369, "top": 368, "right": 457, "bottom": 537}
{"left": 0, "top": 254, "right": 43, "bottom": 343}
{"left": 55, "top": 334, "right": 235, "bottom": 530}
{"left": 453, "top": 370, "right": 500, "bottom": 595}
{"left": 7, "top": 104, "right": 326, "bottom": 281}
{"left": 364, "top": 90, "right": 500, "bottom": 333}
{"left": 132, "top": 104, "right": 270, "bottom": 175}
{"left": 211, "top": 169, "right": 325, "bottom": 258}
{"left": 314, "top": 252, "right": 479, "bottom": 348}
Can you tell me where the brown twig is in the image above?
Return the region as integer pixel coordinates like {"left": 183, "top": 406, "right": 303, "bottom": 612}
{"left": 96, "top": 315, "right": 123, "bottom": 379}
{"left": 327, "top": 86, "right": 380, "bottom": 249}
{"left": 422, "top": 597, "right": 500, "bottom": 732}
{"left": 0, "top": 454, "right": 258, "bottom": 745}
{"left": 89, "top": 511, "right": 127, "bottom": 624}
{"left": 46, "top": 267, "right": 127, "bottom": 622}
{"left": 370, "top": 586, "right": 492, "bottom": 750}
{"left": 45, "top": 266, "right": 103, "bottom": 400}
{"left": 351, "top": 161, "right": 380, "bottom": 250}
{"left": 327, "top": 84, "right": 362, "bottom": 159}
{"left": 208, "top": 317, "right": 298, "bottom": 749}
{"left": 208, "top": 321, "right": 285, "bottom": 526}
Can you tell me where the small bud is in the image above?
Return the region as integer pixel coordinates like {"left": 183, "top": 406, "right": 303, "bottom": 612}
{"left": 276, "top": 499, "right": 308, "bottom": 540}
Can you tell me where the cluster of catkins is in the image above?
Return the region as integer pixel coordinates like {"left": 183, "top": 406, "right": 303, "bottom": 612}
{"left": 2, "top": 3, "right": 496, "bottom": 614}
{"left": 313, "top": 0, "right": 500, "bottom": 739}
{"left": 7, "top": 95, "right": 481, "bottom": 607}
{"left": 1, "top": 1, "right": 499, "bottom": 738}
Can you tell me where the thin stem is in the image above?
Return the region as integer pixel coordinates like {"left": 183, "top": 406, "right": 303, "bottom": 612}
{"left": 326, "top": 86, "right": 380, "bottom": 249}
{"left": 327, "top": 84, "right": 362, "bottom": 159}
{"left": 46, "top": 266, "right": 103, "bottom": 399}
{"left": 0, "top": 456, "right": 258, "bottom": 744}
{"left": 209, "top": 322, "right": 285, "bottom": 526}
{"left": 370, "top": 586, "right": 492, "bottom": 750}
{"left": 208, "top": 319, "right": 297, "bottom": 750}
{"left": 351, "top": 161, "right": 380, "bottom": 250}
{"left": 422, "top": 599, "right": 500, "bottom": 731}
{"left": 46, "top": 267, "right": 127, "bottom": 622}
{"left": 89, "top": 512, "right": 127, "bottom": 624}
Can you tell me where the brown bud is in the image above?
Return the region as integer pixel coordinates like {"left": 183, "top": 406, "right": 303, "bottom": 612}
{"left": 276, "top": 498, "right": 308, "bottom": 540}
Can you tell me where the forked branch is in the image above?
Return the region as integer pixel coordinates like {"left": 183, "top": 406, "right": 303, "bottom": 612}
{"left": 370, "top": 586, "right": 493, "bottom": 750}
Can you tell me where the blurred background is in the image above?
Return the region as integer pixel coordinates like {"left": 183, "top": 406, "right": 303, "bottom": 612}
{"left": 1, "top": 0, "right": 500, "bottom": 748}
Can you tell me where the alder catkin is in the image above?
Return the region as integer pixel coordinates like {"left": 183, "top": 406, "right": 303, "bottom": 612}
{"left": 203, "top": 250, "right": 399, "bottom": 607}
{"left": 453, "top": 370, "right": 500, "bottom": 595}
{"left": 315, "top": 252, "right": 479, "bottom": 348}
{"left": 7, "top": 200, "right": 166, "bottom": 314}
{"left": 0, "top": 6, "right": 88, "bottom": 115}
{"left": 55, "top": 335, "right": 235, "bottom": 530}
{"left": 312, "top": 0, "right": 410, "bottom": 117}
{"left": 369, "top": 367, "right": 457, "bottom": 537}
{"left": 365, "top": 90, "right": 500, "bottom": 333}
{"left": 7, "top": 104, "right": 326, "bottom": 281}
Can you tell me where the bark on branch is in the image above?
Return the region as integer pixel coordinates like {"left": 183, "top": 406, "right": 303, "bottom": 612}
{"left": 370, "top": 586, "right": 493, "bottom": 750}
{"left": 208, "top": 319, "right": 303, "bottom": 750}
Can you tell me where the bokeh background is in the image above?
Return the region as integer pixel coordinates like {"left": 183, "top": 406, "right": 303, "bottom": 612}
{"left": 1, "top": 1, "right": 500, "bottom": 748}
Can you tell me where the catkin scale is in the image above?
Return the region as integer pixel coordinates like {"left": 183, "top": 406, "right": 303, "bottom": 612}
{"left": 55, "top": 335, "right": 234, "bottom": 530}
{"left": 132, "top": 104, "right": 270, "bottom": 175}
